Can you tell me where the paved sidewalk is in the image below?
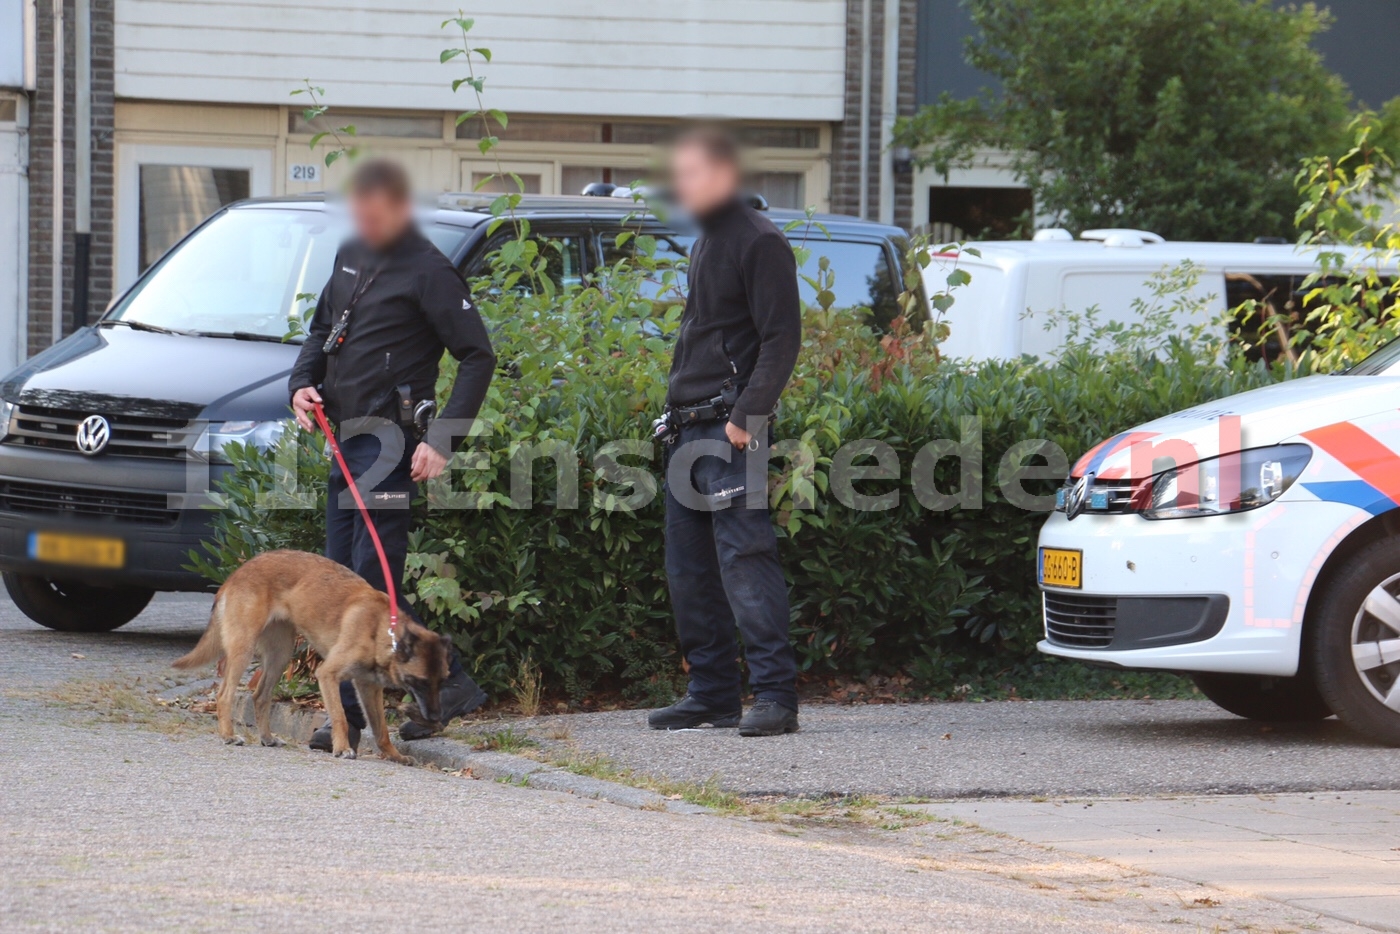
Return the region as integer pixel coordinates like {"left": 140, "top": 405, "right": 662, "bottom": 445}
{"left": 2, "top": 596, "right": 1367, "bottom": 933}
{"left": 514, "top": 702, "right": 1400, "bottom": 798}
{"left": 916, "top": 793, "right": 1400, "bottom": 932}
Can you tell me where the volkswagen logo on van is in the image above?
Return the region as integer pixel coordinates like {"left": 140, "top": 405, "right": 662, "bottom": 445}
{"left": 75, "top": 414, "right": 111, "bottom": 456}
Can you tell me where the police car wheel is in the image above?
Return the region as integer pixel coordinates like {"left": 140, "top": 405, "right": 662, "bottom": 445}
{"left": 1189, "top": 672, "right": 1331, "bottom": 722}
{"left": 1310, "top": 537, "right": 1400, "bottom": 747}
{"left": 2, "top": 571, "right": 154, "bottom": 633}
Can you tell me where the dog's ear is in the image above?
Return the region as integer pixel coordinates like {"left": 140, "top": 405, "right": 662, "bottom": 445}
{"left": 394, "top": 626, "right": 418, "bottom": 662}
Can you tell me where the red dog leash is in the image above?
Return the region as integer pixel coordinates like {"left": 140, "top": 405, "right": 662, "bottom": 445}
{"left": 311, "top": 403, "right": 400, "bottom": 647}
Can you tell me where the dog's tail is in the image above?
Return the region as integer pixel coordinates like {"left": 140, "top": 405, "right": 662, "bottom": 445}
{"left": 173, "top": 594, "right": 225, "bottom": 670}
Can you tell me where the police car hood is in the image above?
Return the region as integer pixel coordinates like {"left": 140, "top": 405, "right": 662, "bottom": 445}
{"left": 1071, "top": 374, "right": 1400, "bottom": 480}
{"left": 0, "top": 325, "right": 299, "bottom": 423}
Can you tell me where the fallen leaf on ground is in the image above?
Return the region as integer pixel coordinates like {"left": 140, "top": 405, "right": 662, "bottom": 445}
{"left": 70, "top": 653, "right": 86, "bottom": 659}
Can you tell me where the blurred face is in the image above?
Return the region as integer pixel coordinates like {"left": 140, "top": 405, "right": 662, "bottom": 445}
{"left": 350, "top": 189, "right": 412, "bottom": 251}
{"left": 670, "top": 142, "right": 740, "bottom": 217}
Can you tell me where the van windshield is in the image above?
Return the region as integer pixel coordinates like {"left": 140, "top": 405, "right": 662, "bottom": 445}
{"left": 106, "top": 208, "right": 468, "bottom": 341}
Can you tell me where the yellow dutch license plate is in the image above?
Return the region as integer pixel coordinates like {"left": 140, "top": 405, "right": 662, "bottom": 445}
{"left": 1039, "top": 547, "right": 1082, "bottom": 589}
{"left": 29, "top": 532, "right": 126, "bottom": 569}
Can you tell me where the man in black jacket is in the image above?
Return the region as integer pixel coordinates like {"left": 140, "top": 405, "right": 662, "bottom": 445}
{"left": 649, "top": 128, "right": 803, "bottom": 737}
{"left": 288, "top": 159, "right": 496, "bottom": 750}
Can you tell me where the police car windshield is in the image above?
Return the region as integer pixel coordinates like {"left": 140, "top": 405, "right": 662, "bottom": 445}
{"left": 1347, "top": 338, "right": 1400, "bottom": 376}
{"left": 106, "top": 208, "right": 467, "bottom": 341}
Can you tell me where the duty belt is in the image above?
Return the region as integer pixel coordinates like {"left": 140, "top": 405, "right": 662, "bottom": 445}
{"left": 670, "top": 397, "right": 730, "bottom": 425}
{"left": 652, "top": 395, "right": 729, "bottom": 444}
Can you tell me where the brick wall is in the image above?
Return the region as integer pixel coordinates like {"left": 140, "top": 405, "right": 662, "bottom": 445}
{"left": 27, "top": 0, "right": 115, "bottom": 358}
{"left": 830, "top": 0, "right": 918, "bottom": 230}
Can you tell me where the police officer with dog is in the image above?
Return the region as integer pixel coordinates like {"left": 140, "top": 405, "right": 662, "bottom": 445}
{"left": 648, "top": 128, "right": 803, "bottom": 737}
{"left": 289, "top": 159, "right": 496, "bottom": 751}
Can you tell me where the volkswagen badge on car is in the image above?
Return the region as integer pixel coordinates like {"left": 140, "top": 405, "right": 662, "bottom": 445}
{"left": 75, "top": 414, "right": 111, "bottom": 456}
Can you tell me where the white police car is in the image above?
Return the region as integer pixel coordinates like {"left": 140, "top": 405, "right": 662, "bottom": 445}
{"left": 1037, "top": 342, "right": 1400, "bottom": 745}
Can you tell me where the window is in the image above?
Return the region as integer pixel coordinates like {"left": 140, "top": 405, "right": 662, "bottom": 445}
{"left": 600, "top": 230, "right": 692, "bottom": 301}
{"left": 137, "top": 166, "right": 250, "bottom": 272}
{"left": 457, "top": 117, "right": 603, "bottom": 143}
{"left": 461, "top": 159, "right": 554, "bottom": 195}
{"left": 737, "top": 126, "right": 821, "bottom": 149}
{"left": 747, "top": 172, "right": 805, "bottom": 210}
{"left": 112, "top": 209, "right": 470, "bottom": 339}
{"left": 471, "top": 233, "right": 585, "bottom": 292}
{"left": 116, "top": 145, "right": 272, "bottom": 291}
{"left": 561, "top": 166, "right": 652, "bottom": 196}
{"left": 795, "top": 239, "right": 899, "bottom": 326}
{"left": 470, "top": 171, "right": 542, "bottom": 194}
{"left": 602, "top": 229, "right": 901, "bottom": 327}
{"left": 290, "top": 110, "right": 441, "bottom": 139}
{"left": 927, "top": 186, "right": 1033, "bottom": 240}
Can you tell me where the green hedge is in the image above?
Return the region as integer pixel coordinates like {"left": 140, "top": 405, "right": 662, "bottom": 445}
{"left": 191, "top": 246, "right": 1284, "bottom": 703}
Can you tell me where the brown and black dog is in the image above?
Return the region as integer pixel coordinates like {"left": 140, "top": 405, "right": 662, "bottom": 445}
{"left": 174, "top": 550, "right": 449, "bottom": 763}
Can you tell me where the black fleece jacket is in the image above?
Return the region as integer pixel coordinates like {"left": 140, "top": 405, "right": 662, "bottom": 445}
{"left": 288, "top": 227, "right": 496, "bottom": 455}
{"left": 666, "top": 199, "right": 801, "bottom": 426}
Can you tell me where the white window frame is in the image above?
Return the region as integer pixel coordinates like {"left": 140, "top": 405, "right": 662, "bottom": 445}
{"left": 114, "top": 144, "right": 273, "bottom": 293}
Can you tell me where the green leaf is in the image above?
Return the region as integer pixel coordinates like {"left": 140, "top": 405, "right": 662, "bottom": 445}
{"left": 473, "top": 47, "right": 492, "bottom": 62}
{"left": 454, "top": 111, "right": 475, "bottom": 127}
{"left": 324, "top": 150, "right": 341, "bottom": 167}
{"left": 308, "top": 131, "right": 329, "bottom": 148}
{"left": 477, "top": 135, "right": 498, "bottom": 155}
{"left": 441, "top": 48, "right": 465, "bottom": 64}
{"left": 488, "top": 109, "right": 508, "bottom": 129}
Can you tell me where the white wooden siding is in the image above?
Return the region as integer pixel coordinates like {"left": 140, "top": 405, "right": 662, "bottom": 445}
{"left": 114, "top": 0, "right": 848, "bottom": 121}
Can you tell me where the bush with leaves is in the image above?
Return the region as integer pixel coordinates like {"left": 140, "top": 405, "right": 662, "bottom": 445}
{"left": 1261, "top": 114, "right": 1400, "bottom": 372}
{"left": 191, "top": 233, "right": 1285, "bottom": 703}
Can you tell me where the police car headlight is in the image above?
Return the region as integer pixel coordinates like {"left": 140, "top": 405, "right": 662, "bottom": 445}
{"left": 1143, "top": 444, "right": 1312, "bottom": 520}
{"left": 201, "top": 420, "right": 288, "bottom": 464}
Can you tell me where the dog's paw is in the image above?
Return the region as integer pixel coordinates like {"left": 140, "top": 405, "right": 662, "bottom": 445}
{"left": 223, "top": 735, "right": 245, "bottom": 746}
{"left": 260, "top": 736, "right": 285, "bottom": 748}
{"left": 381, "top": 752, "right": 415, "bottom": 766}
{"left": 334, "top": 748, "right": 357, "bottom": 760}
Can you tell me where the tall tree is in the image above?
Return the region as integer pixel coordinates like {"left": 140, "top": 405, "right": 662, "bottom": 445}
{"left": 896, "top": 0, "right": 1356, "bottom": 241}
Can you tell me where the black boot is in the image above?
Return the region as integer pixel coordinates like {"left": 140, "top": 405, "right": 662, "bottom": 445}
{"left": 738, "top": 698, "right": 799, "bottom": 737}
{"left": 648, "top": 693, "right": 742, "bottom": 730}
{"left": 309, "top": 719, "right": 362, "bottom": 753}
{"left": 398, "top": 668, "right": 489, "bottom": 741}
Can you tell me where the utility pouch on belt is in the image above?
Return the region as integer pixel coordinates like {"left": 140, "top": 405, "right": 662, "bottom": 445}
{"left": 395, "top": 384, "right": 415, "bottom": 427}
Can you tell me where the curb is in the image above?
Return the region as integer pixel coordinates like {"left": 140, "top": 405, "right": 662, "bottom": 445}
{"left": 227, "top": 695, "right": 709, "bottom": 816}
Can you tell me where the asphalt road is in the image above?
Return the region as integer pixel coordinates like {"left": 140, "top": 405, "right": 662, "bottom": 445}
{"left": 0, "top": 596, "right": 1374, "bottom": 933}
{"left": 517, "top": 699, "right": 1400, "bottom": 799}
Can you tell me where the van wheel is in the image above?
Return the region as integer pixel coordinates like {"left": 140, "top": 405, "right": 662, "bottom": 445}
{"left": 1190, "top": 671, "right": 1332, "bottom": 722}
{"left": 3, "top": 571, "right": 154, "bottom": 633}
{"left": 1310, "top": 537, "right": 1400, "bottom": 747}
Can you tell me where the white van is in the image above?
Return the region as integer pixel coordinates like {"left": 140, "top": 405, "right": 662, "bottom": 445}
{"left": 925, "top": 229, "right": 1391, "bottom": 360}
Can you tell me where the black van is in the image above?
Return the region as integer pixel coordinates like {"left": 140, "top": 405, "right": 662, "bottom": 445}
{"left": 0, "top": 193, "right": 915, "bottom": 631}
